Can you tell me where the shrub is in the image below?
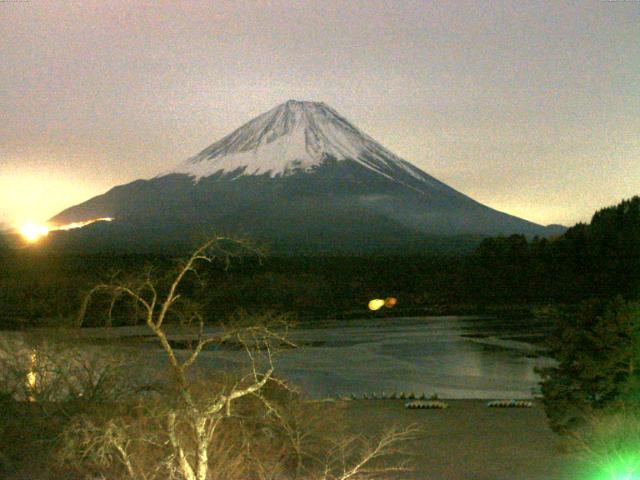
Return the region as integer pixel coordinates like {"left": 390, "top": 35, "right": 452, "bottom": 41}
{"left": 536, "top": 297, "right": 640, "bottom": 433}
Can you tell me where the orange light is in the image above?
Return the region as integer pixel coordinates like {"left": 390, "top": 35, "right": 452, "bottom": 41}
{"left": 384, "top": 297, "right": 397, "bottom": 308}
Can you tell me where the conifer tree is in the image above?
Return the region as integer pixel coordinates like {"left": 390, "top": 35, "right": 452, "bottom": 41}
{"left": 536, "top": 297, "right": 640, "bottom": 433}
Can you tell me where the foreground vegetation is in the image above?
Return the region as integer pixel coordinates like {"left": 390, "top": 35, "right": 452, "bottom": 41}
{"left": 523, "top": 197, "right": 640, "bottom": 477}
{"left": 535, "top": 297, "right": 640, "bottom": 478}
{"left": 0, "top": 238, "right": 418, "bottom": 479}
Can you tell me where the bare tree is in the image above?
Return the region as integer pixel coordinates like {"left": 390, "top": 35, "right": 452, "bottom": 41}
{"left": 68, "top": 237, "right": 418, "bottom": 480}
{"left": 320, "top": 425, "right": 420, "bottom": 480}
{"left": 74, "top": 237, "right": 289, "bottom": 480}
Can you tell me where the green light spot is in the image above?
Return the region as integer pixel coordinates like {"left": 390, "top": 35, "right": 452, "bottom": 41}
{"left": 586, "top": 453, "right": 640, "bottom": 480}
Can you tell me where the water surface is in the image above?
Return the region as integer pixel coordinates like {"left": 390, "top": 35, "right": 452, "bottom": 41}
{"left": 201, "top": 315, "right": 556, "bottom": 399}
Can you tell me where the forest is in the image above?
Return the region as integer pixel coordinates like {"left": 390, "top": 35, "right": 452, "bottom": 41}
{"left": 0, "top": 196, "right": 638, "bottom": 328}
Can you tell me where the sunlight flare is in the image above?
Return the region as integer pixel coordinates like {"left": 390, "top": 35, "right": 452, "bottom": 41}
{"left": 17, "top": 217, "right": 114, "bottom": 244}
{"left": 19, "top": 222, "right": 49, "bottom": 243}
{"left": 54, "top": 217, "right": 114, "bottom": 231}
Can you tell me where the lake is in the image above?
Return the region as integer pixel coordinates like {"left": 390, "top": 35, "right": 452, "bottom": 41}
{"left": 199, "top": 315, "right": 557, "bottom": 399}
{"left": 1, "top": 315, "right": 557, "bottom": 401}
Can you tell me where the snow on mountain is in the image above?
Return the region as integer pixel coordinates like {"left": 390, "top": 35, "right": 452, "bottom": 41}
{"left": 171, "top": 100, "right": 435, "bottom": 186}
{"left": 47, "top": 99, "right": 563, "bottom": 254}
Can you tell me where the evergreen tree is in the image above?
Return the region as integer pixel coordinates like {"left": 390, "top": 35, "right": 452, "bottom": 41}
{"left": 536, "top": 297, "right": 640, "bottom": 433}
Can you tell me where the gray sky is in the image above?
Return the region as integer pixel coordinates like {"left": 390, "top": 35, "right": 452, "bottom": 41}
{"left": 1, "top": 0, "right": 638, "bottom": 229}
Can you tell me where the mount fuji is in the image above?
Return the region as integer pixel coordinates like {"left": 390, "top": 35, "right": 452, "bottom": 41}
{"left": 49, "top": 100, "right": 563, "bottom": 253}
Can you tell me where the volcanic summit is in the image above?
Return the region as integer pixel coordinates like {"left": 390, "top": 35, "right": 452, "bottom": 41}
{"left": 49, "top": 100, "right": 561, "bottom": 253}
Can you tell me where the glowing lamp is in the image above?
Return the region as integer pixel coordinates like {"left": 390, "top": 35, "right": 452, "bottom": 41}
{"left": 384, "top": 297, "right": 398, "bottom": 308}
{"left": 368, "top": 299, "right": 385, "bottom": 311}
{"left": 26, "top": 350, "right": 37, "bottom": 402}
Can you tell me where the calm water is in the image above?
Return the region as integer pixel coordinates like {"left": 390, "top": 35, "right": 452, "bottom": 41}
{"left": 201, "top": 315, "right": 557, "bottom": 399}
{"left": 2, "top": 315, "right": 557, "bottom": 401}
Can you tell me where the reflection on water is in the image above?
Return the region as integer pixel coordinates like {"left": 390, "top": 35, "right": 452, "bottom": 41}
{"left": 202, "top": 316, "right": 556, "bottom": 399}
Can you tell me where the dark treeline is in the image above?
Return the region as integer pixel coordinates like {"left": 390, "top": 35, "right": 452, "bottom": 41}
{"left": 1, "top": 196, "right": 638, "bottom": 327}
{"left": 469, "top": 195, "right": 640, "bottom": 303}
{"left": 0, "top": 250, "right": 465, "bottom": 325}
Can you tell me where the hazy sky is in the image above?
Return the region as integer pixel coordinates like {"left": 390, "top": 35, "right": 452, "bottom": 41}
{"left": 1, "top": 0, "right": 638, "bottom": 229}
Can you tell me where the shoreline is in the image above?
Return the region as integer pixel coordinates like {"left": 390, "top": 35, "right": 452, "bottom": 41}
{"left": 339, "top": 399, "right": 580, "bottom": 480}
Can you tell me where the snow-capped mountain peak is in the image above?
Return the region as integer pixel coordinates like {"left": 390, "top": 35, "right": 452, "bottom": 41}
{"left": 171, "top": 100, "right": 424, "bottom": 181}
{"left": 50, "top": 100, "right": 559, "bottom": 253}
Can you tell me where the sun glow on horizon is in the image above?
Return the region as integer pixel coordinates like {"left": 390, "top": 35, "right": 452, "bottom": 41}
{"left": 16, "top": 217, "right": 114, "bottom": 244}
{"left": 54, "top": 217, "right": 114, "bottom": 231}
{"left": 19, "top": 222, "right": 50, "bottom": 243}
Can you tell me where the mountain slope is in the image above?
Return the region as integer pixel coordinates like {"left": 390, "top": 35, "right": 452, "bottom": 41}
{"left": 49, "top": 100, "right": 561, "bottom": 253}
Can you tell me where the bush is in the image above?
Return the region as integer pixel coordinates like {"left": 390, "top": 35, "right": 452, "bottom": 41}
{"left": 536, "top": 297, "right": 640, "bottom": 433}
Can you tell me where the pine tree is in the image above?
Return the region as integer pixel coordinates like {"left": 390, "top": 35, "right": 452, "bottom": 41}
{"left": 536, "top": 297, "right": 640, "bottom": 433}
